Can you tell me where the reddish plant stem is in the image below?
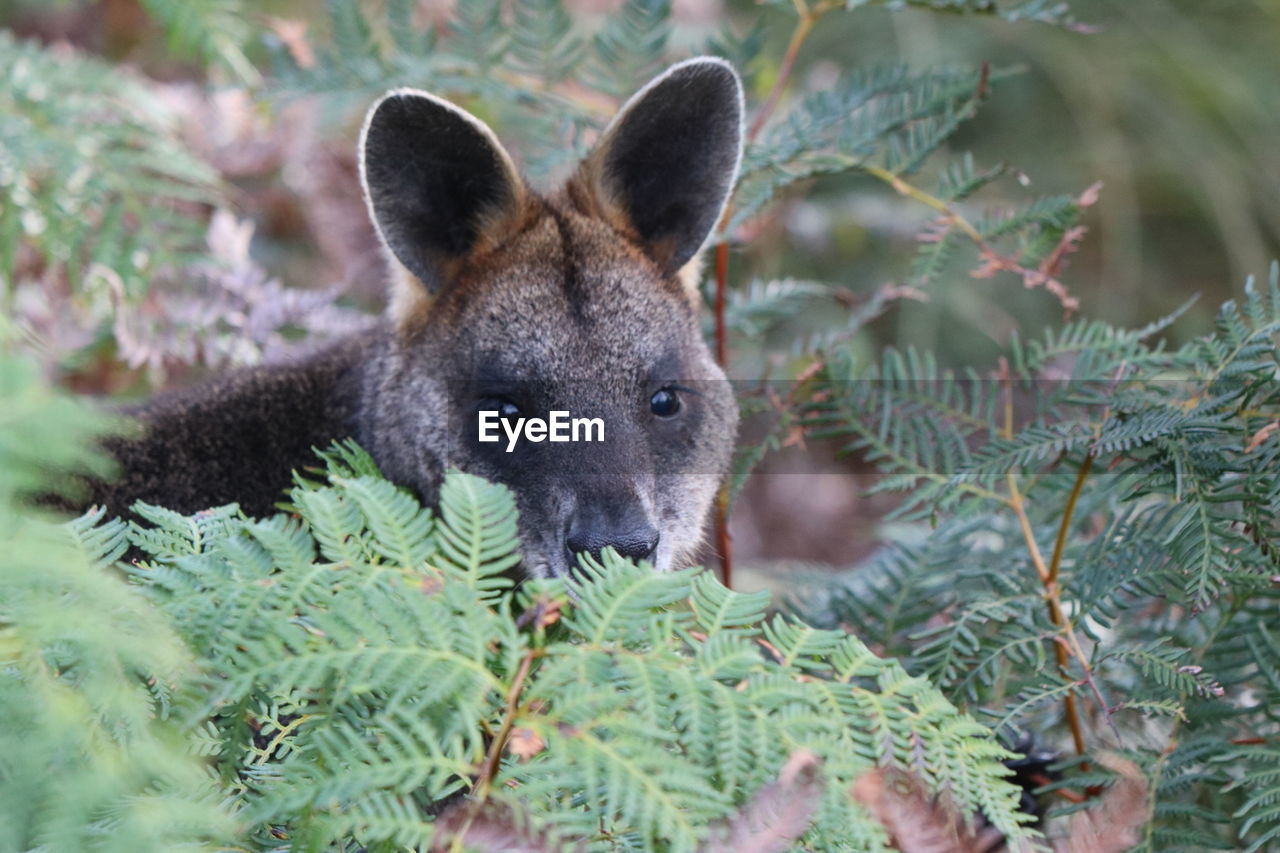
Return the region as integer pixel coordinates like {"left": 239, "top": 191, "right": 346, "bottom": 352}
{"left": 745, "top": 5, "right": 818, "bottom": 141}
{"left": 1049, "top": 452, "right": 1094, "bottom": 587}
{"left": 714, "top": 494, "right": 733, "bottom": 589}
{"left": 710, "top": 1, "right": 829, "bottom": 587}
{"left": 475, "top": 649, "right": 536, "bottom": 793}
{"left": 1002, "top": 374, "right": 1102, "bottom": 770}
{"left": 449, "top": 646, "right": 539, "bottom": 852}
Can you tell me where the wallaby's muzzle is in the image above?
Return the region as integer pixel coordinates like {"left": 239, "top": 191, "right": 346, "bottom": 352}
{"left": 565, "top": 498, "right": 661, "bottom": 566}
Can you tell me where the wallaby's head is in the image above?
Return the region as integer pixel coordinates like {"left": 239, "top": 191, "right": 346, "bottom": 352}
{"left": 358, "top": 58, "right": 742, "bottom": 579}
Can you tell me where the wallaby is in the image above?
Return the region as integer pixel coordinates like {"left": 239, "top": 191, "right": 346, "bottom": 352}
{"left": 88, "top": 58, "right": 743, "bottom": 580}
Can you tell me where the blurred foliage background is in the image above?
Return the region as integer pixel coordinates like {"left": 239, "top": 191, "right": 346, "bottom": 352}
{"left": 2, "top": 0, "right": 1276, "bottom": 576}
{"left": 789, "top": 0, "right": 1280, "bottom": 360}
{"left": 5, "top": 7, "right": 1279, "bottom": 848}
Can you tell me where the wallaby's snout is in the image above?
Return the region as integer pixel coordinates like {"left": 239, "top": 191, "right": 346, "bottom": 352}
{"left": 565, "top": 498, "right": 661, "bottom": 566}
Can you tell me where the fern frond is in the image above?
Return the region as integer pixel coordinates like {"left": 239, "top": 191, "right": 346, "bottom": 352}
{"left": 139, "top": 0, "right": 257, "bottom": 82}
{"left": 688, "top": 571, "right": 770, "bottom": 636}
{"left": 587, "top": 0, "right": 672, "bottom": 99}
{"left": 435, "top": 471, "right": 520, "bottom": 593}
{"left": 338, "top": 475, "right": 435, "bottom": 570}
{"left": 0, "top": 33, "right": 222, "bottom": 317}
{"left": 564, "top": 554, "right": 697, "bottom": 646}
{"left": 0, "top": 351, "right": 231, "bottom": 852}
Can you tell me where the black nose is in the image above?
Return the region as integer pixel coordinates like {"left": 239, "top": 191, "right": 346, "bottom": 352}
{"left": 565, "top": 505, "right": 660, "bottom": 565}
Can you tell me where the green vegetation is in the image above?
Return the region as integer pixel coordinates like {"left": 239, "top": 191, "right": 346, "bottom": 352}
{"left": 2, "top": 0, "right": 1277, "bottom": 850}
{"left": 793, "top": 268, "right": 1280, "bottom": 851}
{"left": 1, "top": 382, "right": 1036, "bottom": 850}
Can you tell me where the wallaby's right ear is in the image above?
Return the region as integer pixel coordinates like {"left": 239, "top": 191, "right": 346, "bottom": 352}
{"left": 359, "top": 89, "right": 526, "bottom": 293}
{"left": 571, "top": 58, "right": 744, "bottom": 278}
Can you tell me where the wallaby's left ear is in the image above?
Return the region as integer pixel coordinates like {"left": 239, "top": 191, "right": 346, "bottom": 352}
{"left": 572, "top": 57, "right": 744, "bottom": 276}
{"left": 359, "top": 88, "right": 527, "bottom": 295}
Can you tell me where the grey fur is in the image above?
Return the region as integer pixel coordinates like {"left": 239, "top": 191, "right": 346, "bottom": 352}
{"left": 88, "top": 58, "right": 744, "bottom": 579}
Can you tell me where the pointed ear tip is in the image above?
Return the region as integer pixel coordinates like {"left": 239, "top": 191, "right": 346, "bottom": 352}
{"left": 379, "top": 85, "right": 440, "bottom": 102}
{"left": 672, "top": 55, "right": 739, "bottom": 74}
{"left": 361, "top": 87, "right": 426, "bottom": 145}
{"left": 360, "top": 88, "right": 517, "bottom": 173}
{"left": 660, "top": 57, "right": 745, "bottom": 127}
{"left": 364, "top": 87, "right": 443, "bottom": 123}
{"left": 667, "top": 56, "right": 743, "bottom": 89}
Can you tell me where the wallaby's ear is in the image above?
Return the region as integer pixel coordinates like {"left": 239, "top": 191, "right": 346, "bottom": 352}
{"left": 572, "top": 57, "right": 744, "bottom": 276}
{"left": 359, "top": 88, "right": 526, "bottom": 293}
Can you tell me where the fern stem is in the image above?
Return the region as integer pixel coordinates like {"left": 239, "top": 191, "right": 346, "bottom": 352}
{"left": 1006, "top": 473, "right": 1051, "bottom": 584}
{"left": 252, "top": 713, "right": 316, "bottom": 765}
{"left": 1008, "top": 469, "right": 1088, "bottom": 759}
{"left": 452, "top": 647, "right": 540, "bottom": 852}
{"left": 1049, "top": 452, "right": 1094, "bottom": 586}
{"left": 862, "top": 165, "right": 986, "bottom": 245}
{"left": 712, "top": 239, "right": 731, "bottom": 585}
{"left": 476, "top": 648, "right": 537, "bottom": 794}
{"left": 1002, "top": 372, "right": 1117, "bottom": 763}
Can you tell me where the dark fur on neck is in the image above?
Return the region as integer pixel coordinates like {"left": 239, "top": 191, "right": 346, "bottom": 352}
{"left": 88, "top": 336, "right": 372, "bottom": 519}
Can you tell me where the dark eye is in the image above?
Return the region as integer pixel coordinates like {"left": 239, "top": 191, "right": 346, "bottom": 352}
{"left": 650, "top": 388, "right": 681, "bottom": 418}
{"left": 481, "top": 398, "right": 521, "bottom": 420}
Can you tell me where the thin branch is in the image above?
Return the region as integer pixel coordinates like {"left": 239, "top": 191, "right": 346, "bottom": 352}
{"left": 475, "top": 648, "right": 537, "bottom": 795}
{"left": 714, "top": 242, "right": 729, "bottom": 369}
{"left": 1000, "top": 366, "right": 1115, "bottom": 764}
{"left": 863, "top": 164, "right": 1092, "bottom": 315}
{"left": 1007, "top": 469, "right": 1087, "bottom": 758}
{"left": 453, "top": 648, "right": 540, "bottom": 853}
{"left": 714, "top": 487, "right": 733, "bottom": 589}
{"left": 863, "top": 164, "right": 986, "bottom": 244}
{"left": 744, "top": 4, "right": 819, "bottom": 142}
{"left": 709, "top": 0, "right": 834, "bottom": 587}
{"left": 1007, "top": 473, "right": 1051, "bottom": 584}
{"left": 1049, "top": 452, "right": 1094, "bottom": 587}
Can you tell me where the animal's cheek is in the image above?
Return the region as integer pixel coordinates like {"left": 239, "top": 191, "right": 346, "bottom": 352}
{"left": 649, "top": 474, "right": 718, "bottom": 568}
{"left": 709, "top": 388, "right": 740, "bottom": 433}
{"left": 655, "top": 413, "right": 727, "bottom": 474}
